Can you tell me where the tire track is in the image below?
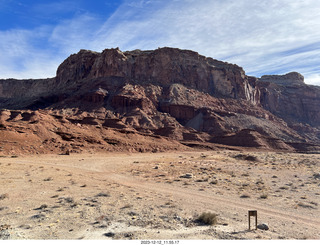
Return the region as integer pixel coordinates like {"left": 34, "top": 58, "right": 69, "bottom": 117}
{"left": 107, "top": 173, "right": 320, "bottom": 229}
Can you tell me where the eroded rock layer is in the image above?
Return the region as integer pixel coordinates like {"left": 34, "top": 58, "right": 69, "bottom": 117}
{"left": 0, "top": 47, "right": 319, "bottom": 154}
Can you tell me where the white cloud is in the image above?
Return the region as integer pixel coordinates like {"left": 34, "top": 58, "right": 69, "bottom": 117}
{"left": 0, "top": 14, "right": 101, "bottom": 79}
{"left": 0, "top": 27, "right": 62, "bottom": 79}
{"left": 91, "top": 0, "right": 320, "bottom": 85}
{"left": 0, "top": 0, "right": 320, "bottom": 86}
{"left": 305, "top": 74, "right": 320, "bottom": 86}
{"left": 49, "top": 13, "right": 102, "bottom": 54}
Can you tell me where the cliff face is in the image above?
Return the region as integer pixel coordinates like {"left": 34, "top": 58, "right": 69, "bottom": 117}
{"left": 0, "top": 47, "right": 319, "bottom": 154}
{"left": 55, "top": 48, "right": 259, "bottom": 102}
{"left": 257, "top": 73, "right": 320, "bottom": 127}
{"left": 0, "top": 78, "right": 56, "bottom": 108}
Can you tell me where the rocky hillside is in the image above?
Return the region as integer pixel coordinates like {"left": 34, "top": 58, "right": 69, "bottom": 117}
{"left": 0, "top": 47, "right": 319, "bottom": 154}
{"left": 257, "top": 72, "right": 320, "bottom": 127}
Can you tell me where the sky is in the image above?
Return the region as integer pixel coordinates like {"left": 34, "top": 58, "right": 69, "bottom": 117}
{"left": 1, "top": 0, "right": 320, "bottom": 86}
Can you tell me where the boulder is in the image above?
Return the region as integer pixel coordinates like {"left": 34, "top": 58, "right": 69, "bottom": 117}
{"left": 257, "top": 223, "right": 269, "bottom": 230}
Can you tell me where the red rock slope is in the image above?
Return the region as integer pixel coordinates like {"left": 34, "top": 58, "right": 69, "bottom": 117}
{"left": 0, "top": 47, "right": 319, "bottom": 154}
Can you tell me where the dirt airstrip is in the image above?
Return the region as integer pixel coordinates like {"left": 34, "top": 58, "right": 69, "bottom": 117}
{"left": 0, "top": 150, "right": 320, "bottom": 240}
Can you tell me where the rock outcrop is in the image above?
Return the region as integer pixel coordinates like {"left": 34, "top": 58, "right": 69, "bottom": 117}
{"left": 256, "top": 73, "right": 320, "bottom": 143}
{"left": 259, "top": 72, "right": 305, "bottom": 86}
{"left": 257, "top": 73, "right": 320, "bottom": 127}
{"left": 0, "top": 47, "right": 319, "bottom": 154}
{"left": 56, "top": 48, "right": 252, "bottom": 98}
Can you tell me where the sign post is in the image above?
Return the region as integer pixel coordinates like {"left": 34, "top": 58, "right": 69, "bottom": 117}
{"left": 248, "top": 210, "right": 257, "bottom": 230}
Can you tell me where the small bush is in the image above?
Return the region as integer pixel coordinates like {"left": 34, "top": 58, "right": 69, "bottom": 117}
{"left": 0, "top": 194, "right": 8, "bottom": 200}
{"left": 240, "top": 193, "right": 251, "bottom": 198}
{"left": 244, "top": 155, "right": 258, "bottom": 161}
{"left": 260, "top": 194, "right": 268, "bottom": 199}
{"left": 234, "top": 154, "right": 258, "bottom": 162}
{"left": 34, "top": 204, "right": 48, "bottom": 210}
{"left": 96, "top": 192, "right": 110, "bottom": 197}
{"left": 64, "top": 197, "right": 74, "bottom": 203}
{"left": 297, "top": 202, "right": 316, "bottom": 209}
{"left": 256, "top": 179, "right": 264, "bottom": 185}
{"left": 121, "top": 204, "right": 133, "bottom": 209}
{"left": 197, "top": 212, "right": 217, "bottom": 225}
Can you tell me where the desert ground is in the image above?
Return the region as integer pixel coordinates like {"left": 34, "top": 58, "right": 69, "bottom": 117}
{"left": 0, "top": 150, "right": 319, "bottom": 240}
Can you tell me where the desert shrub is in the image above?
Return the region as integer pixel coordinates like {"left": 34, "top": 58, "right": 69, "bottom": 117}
{"left": 297, "top": 202, "right": 316, "bottom": 209}
{"left": 70, "top": 202, "right": 78, "bottom": 208}
{"left": 210, "top": 180, "right": 218, "bottom": 185}
{"left": 197, "top": 212, "right": 217, "bottom": 225}
{"left": 39, "top": 204, "right": 48, "bottom": 209}
{"left": 121, "top": 204, "right": 133, "bottom": 209}
{"left": 260, "top": 194, "right": 268, "bottom": 199}
{"left": 256, "top": 179, "right": 264, "bottom": 185}
{"left": 313, "top": 173, "right": 320, "bottom": 179}
{"left": 0, "top": 194, "right": 8, "bottom": 200}
{"left": 64, "top": 197, "right": 74, "bottom": 203}
{"left": 240, "top": 193, "right": 251, "bottom": 198}
{"left": 244, "top": 155, "right": 258, "bottom": 161}
{"left": 234, "top": 154, "right": 258, "bottom": 161}
{"left": 34, "top": 204, "right": 48, "bottom": 210}
{"left": 96, "top": 192, "right": 110, "bottom": 197}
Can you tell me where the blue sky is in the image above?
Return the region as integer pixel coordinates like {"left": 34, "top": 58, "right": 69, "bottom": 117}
{"left": 1, "top": 0, "right": 320, "bottom": 85}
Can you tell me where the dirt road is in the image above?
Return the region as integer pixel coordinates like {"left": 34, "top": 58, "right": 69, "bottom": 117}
{"left": 1, "top": 151, "right": 319, "bottom": 239}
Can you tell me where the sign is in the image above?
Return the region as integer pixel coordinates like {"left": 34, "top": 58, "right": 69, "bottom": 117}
{"left": 248, "top": 210, "right": 257, "bottom": 230}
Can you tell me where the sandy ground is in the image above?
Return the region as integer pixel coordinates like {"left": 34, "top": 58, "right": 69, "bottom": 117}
{"left": 0, "top": 150, "right": 320, "bottom": 240}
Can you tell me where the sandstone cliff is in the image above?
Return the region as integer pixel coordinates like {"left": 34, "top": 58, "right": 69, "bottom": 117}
{"left": 257, "top": 72, "right": 320, "bottom": 127}
{"left": 55, "top": 48, "right": 257, "bottom": 100}
{"left": 0, "top": 47, "right": 319, "bottom": 154}
{"left": 256, "top": 73, "right": 320, "bottom": 143}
